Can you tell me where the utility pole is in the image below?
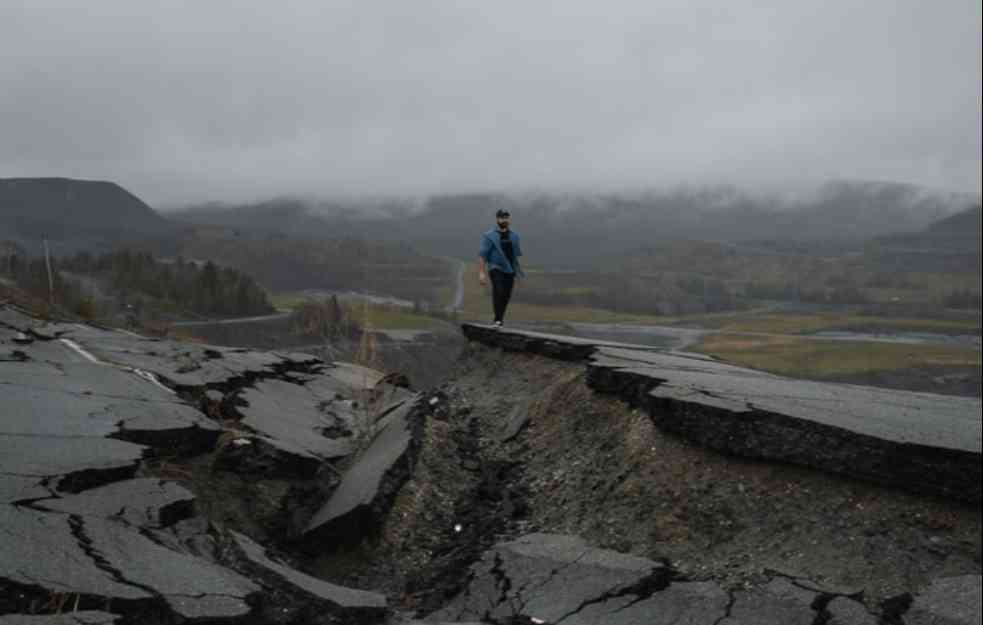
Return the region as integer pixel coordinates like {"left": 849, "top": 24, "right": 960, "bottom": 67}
{"left": 43, "top": 237, "right": 55, "bottom": 308}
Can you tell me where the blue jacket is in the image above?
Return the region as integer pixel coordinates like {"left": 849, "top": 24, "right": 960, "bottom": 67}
{"left": 479, "top": 229, "right": 524, "bottom": 276}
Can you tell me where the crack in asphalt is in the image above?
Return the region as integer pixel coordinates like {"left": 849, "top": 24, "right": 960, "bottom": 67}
{"left": 66, "top": 514, "right": 158, "bottom": 600}
{"left": 711, "top": 589, "right": 737, "bottom": 625}
{"left": 552, "top": 567, "right": 674, "bottom": 624}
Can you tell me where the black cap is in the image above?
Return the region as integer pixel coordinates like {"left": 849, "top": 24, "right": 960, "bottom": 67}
{"left": 496, "top": 209, "right": 511, "bottom": 218}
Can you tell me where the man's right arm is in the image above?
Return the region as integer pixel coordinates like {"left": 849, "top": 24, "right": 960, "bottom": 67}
{"left": 478, "top": 257, "right": 488, "bottom": 285}
{"left": 478, "top": 235, "right": 490, "bottom": 286}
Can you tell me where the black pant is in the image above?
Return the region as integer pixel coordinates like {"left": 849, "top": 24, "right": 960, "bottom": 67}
{"left": 489, "top": 269, "right": 515, "bottom": 323}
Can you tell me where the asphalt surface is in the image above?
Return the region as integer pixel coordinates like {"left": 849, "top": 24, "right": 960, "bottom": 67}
{"left": 0, "top": 305, "right": 389, "bottom": 623}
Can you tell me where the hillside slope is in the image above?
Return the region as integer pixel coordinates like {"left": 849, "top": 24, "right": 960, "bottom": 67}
{"left": 0, "top": 177, "right": 176, "bottom": 254}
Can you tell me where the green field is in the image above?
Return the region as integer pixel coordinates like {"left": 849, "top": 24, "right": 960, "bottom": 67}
{"left": 664, "top": 312, "right": 981, "bottom": 336}
{"left": 693, "top": 332, "right": 980, "bottom": 379}
{"left": 271, "top": 292, "right": 449, "bottom": 331}
{"left": 458, "top": 262, "right": 664, "bottom": 324}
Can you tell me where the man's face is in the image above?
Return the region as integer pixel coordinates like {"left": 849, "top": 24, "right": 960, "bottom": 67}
{"left": 497, "top": 214, "right": 511, "bottom": 229}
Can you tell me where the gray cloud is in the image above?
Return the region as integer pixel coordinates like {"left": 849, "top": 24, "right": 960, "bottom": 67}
{"left": 1, "top": 0, "right": 980, "bottom": 207}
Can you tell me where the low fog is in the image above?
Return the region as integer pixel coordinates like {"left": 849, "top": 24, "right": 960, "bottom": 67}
{"left": 1, "top": 0, "right": 980, "bottom": 207}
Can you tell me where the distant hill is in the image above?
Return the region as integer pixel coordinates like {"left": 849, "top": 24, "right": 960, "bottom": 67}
{"left": 926, "top": 204, "right": 983, "bottom": 237}
{"left": 0, "top": 177, "right": 177, "bottom": 255}
{"left": 867, "top": 204, "right": 982, "bottom": 274}
{"left": 172, "top": 180, "right": 979, "bottom": 270}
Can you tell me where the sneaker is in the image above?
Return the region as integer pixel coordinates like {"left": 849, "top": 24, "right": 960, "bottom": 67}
{"left": 493, "top": 321, "right": 503, "bottom": 330}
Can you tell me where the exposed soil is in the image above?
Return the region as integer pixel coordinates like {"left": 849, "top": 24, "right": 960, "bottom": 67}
{"left": 380, "top": 342, "right": 982, "bottom": 616}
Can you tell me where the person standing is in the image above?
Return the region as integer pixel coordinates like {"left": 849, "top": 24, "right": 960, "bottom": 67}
{"left": 478, "top": 209, "right": 524, "bottom": 328}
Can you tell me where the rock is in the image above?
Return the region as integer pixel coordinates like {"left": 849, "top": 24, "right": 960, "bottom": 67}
{"left": 498, "top": 400, "right": 532, "bottom": 443}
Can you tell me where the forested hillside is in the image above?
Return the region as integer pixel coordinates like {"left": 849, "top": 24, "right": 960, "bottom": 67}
{"left": 1, "top": 248, "right": 273, "bottom": 321}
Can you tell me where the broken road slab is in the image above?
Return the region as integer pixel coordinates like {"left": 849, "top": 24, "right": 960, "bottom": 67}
{"left": 1, "top": 305, "right": 402, "bottom": 623}
{"left": 0, "top": 504, "right": 260, "bottom": 620}
{"left": 237, "top": 378, "right": 354, "bottom": 464}
{"left": 428, "top": 533, "right": 729, "bottom": 625}
{"left": 425, "top": 533, "right": 940, "bottom": 625}
{"left": 0, "top": 435, "right": 144, "bottom": 491}
{"left": 462, "top": 323, "right": 983, "bottom": 502}
{"left": 305, "top": 396, "right": 423, "bottom": 541}
{"left": 230, "top": 531, "right": 387, "bottom": 620}
{"left": 37, "top": 478, "right": 195, "bottom": 528}
{"left": 462, "top": 323, "right": 662, "bottom": 361}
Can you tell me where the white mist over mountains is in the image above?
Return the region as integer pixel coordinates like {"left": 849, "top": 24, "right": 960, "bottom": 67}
{"left": 2, "top": 1, "right": 980, "bottom": 207}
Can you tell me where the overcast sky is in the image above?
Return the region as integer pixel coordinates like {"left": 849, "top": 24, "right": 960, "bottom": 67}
{"left": 1, "top": 1, "right": 980, "bottom": 207}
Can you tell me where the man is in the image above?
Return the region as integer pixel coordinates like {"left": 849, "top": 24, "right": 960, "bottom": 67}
{"left": 478, "top": 208, "right": 524, "bottom": 328}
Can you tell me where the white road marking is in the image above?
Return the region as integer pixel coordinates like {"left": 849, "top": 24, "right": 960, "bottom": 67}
{"left": 132, "top": 368, "right": 176, "bottom": 395}
{"left": 61, "top": 338, "right": 176, "bottom": 395}
{"left": 59, "top": 338, "right": 103, "bottom": 364}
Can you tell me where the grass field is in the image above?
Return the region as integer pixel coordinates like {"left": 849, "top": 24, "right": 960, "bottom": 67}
{"left": 270, "top": 292, "right": 449, "bottom": 331}
{"left": 666, "top": 312, "right": 981, "bottom": 336}
{"left": 354, "top": 305, "right": 449, "bottom": 331}
{"left": 457, "top": 262, "right": 665, "bottom": 324}
{"left": 693, "top": 332, "right": 981, "bottom": 378}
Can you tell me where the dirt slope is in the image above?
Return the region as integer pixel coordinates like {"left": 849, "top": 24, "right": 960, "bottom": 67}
{"left": 328, "top": 341, "right": 980, "bottom": 617}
